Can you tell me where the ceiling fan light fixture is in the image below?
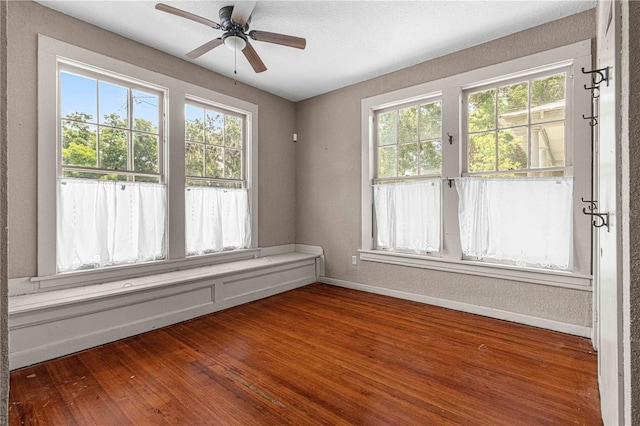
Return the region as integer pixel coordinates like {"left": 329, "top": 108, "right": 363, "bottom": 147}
{"left": 223, "top": 34, "right": 247, "bottom": 51}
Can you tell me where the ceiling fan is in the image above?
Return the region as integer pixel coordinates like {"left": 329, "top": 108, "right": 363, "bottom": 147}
{"left": 155, "top": 2, "right": 306, "bottom": 73}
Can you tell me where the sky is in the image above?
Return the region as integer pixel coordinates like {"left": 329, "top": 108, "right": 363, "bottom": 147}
{"left": 60, "top": 71, "right": 159, "bottom": 129}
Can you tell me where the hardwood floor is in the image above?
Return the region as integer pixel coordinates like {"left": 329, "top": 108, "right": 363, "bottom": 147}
{"left": 9, "top": 283, "right": 602, "bottom": 425}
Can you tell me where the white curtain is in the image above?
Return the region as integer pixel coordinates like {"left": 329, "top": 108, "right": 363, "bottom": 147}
{"left": 373, "top": 179, "right": 441, "bottom": 253}
{"left": 456, "top": 177, "right": 573, "bottom": 269}
{"left": 57, "top": 178, "right": 166, "bottom": 272}
{"left": 185, "top": 187, "right": 251, "bottom": 255}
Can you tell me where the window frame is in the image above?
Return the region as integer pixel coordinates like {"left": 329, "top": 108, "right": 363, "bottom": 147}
{"left": 461, "top": 67, "right": 573, "bottom": 178}
{"left": 58, "top": 62, "right": 166, "bottom": 184}
{"left": 184, "top": 98, "right": 247, "bottom": 188}
{"left": 37, "top": 35, "right": 259, "bottom": 290}
{"left": 374, "top": 95, "right": 443, "bottom": 182}
{"left": 360, "top": 40, "right": 593, "bottom": 290}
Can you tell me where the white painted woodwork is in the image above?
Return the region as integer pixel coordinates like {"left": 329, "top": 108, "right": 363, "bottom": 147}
{"left": 595, "top": 1, "right": 625, "bottom": 424}
{"left": 361, "top": 40, "right": 594, "bottom": 287}
{"left": 319, "top": 277, "right": 592, "bottom": 339}
{"left": 8, "top": 251, "right": 319, "bottom": 370}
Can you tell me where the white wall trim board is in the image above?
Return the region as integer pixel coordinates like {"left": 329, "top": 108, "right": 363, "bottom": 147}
{"left": 318, "top": 276, "right": 592, "bottom": 339}
{"left": 358, "top": 250, "right": 592, "bottom": 291}
{"left": 296, "top": 244, "right": 325, "bottom": 276}
{"left": 9, "top": 248, "right": 322, "bottom": 370}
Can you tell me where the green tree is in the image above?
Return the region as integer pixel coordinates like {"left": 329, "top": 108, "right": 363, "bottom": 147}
{"left": 62, "top": 112, "right": 98, "bottom": 178}
{"left": 99, "top": 113, "right": 127, "bottom": 171}
{"left": 62, "top": 111, "right": 159, "bottom": 181}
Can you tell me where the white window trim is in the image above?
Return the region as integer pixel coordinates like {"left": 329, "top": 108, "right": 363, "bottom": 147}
{"left": 37, "top": 35, "right": 259, "bottom": 289}
{"left": 361, "top": 40, "right": 593, "bottom": 289}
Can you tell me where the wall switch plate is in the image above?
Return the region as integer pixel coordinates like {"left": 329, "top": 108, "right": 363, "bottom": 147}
{"left": 351, "top": 255, "right": 357, "bottom": 265}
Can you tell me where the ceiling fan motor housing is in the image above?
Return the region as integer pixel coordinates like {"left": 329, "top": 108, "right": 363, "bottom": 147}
{"left": 219, "top": 5, "right": 250, "bottom": 31}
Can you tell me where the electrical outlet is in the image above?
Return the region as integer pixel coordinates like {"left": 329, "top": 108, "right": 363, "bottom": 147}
{"left": 351, "top": 255, "right": 357, "bottom": 265}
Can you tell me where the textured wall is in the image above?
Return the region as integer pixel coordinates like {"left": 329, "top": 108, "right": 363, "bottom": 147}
{"left": 296, "top": 10, "right": 596, "bottom": 327}
{"left": 625, "top": 2, "right": 640, "bottom": 422}
{"left": 1, "top": 0, "right": 7, "bottom": 422}
{"left": 6, "top": 1, "right": 297, "bottom": 279}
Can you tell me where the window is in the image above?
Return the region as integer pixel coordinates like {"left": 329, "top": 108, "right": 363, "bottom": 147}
{"left": 184, "top": 101, "right": 251, "bottom": 255}
{"left": 373, "top": 99, "right": 443, "bottom": 253}
{"left": 184, "top": 102, "right": 244, "bottom": 187}
{"left": 376, "top": 99, "right": 442, "bottom": 179}
{"left": 458, "top": 69, "right": 574, "bottom": 269}
{"left": 361, "top": 41, "right": 593, "bottom": 288}
{"left": 465, "top": 71, "right": 568, "bottom": 177}
{"left": 38, "top": 36, "right": 259, "bottom": 288}
{"left": 56, "top": 64, "right": 166, "bottom": 272}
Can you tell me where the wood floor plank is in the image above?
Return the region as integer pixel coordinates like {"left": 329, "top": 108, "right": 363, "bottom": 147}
{"left": 9, "top": 283, "right": 602, "bottom": 425}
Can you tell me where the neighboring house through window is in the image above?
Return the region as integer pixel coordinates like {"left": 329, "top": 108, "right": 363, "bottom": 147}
{"left": 361, "top": 40, "right": 593, "bottom": 288}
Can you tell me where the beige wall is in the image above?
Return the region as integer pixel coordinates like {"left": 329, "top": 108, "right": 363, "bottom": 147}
{"left": 6, "top": 1, "right": 297, "bottom": 279}
{"left": 624, "top": 2, "right": 639, "bottom": 422}
{"left": 295, "top": 10, "right": 596, "bottom": 327}
{"left": 1, "top": 0, "right": 7, "bottom": 422}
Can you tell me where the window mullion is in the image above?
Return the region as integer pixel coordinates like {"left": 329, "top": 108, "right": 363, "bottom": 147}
{"left": 128, "top": 88, "right": 134, "bottom": 181}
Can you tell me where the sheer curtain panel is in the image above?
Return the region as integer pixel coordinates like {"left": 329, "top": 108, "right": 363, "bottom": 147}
{"left": 185, "top": 187, "right": 251, "bottom": 255}
{"left": 373, "top": 179, "right": 441, "bottom": 253}
{"left": 456, "top": 177, "right": 573, "bottom": 269}
{"left": 57, "top": 178, "right": 166, "bottom": 272}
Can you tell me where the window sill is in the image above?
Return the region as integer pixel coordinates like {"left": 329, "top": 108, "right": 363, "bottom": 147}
{"left": 357, "top": 249, "right": 592, "bottom": 291}
{"left": 33, "top": 248, "right": 263, "bottom": 291}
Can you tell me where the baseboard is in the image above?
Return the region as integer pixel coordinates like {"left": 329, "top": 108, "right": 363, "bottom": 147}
{"left": 318, "top": 277, "right": 592, "bottom": 338}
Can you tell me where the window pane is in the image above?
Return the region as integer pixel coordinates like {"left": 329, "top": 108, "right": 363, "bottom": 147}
{"left": 498, "top": 127, "right": 528, "bottom": 171}
{"left": 186, "top": 143, "right": 204, "bottom": 176}
{"left": 225, "top": 116, "right": 242, "bottom": 148}
{"left": 420, "top": 140, "right": 442, "bottom": 175}
{"left": 60, "top": 72, "right": 97, "bottom": 123}
{"left": 531, "top": 121, "right": 565, "bottom": 168}
{"left": 99, "top": 81, "right": 129, "bottom": 128}
{"left": 205, "top": 146, "right": 223, "bottom": 178}
{"left": 398, "top": 107, "right": 418, "bottom": 143}
{"left": 420, "top": 101, "right": 441, "bottom": 140}
{"left": 468, "top": 132, "right": 496, "bottom": 172}
{"left": 62, "top": 120, "right": 97, "bottom": 167}
{"left": 205, "top": 110, "right": 224, "bottom": 145}
{"left": 468, "top": 89, "right": 496, "bottom": 132}
{"left": 378, "top": 146, "right": 397, "bottom": 178}
{"left": 225, "top": 148, "right": 242, "bottom": 179}
{"left": 498, "top": 82, "right": 528, "bottom": 128}
{"left": 531, "top": 73, "right": 566, "bottom": 124}
{"left": 132, "top": 90, "right": 159, "bottom": 133}
{"left": 133, "top": 133, "right": 158, "bottom": 173}
{"left": 99, "top": 128, "right": 128, "bottom": 170}
{"left": 398, "top": 143, "right": 418, "bottom": 176}
{"left": 185, "top": 104, "right": 204, "bottom": 142}
{"left": 378, "top": 111, "right": 397, "bottom": 146}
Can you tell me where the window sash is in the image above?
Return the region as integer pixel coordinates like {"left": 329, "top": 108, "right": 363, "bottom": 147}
{"left": 462, "top": 66, "right": 572, "bottom": 176}
{"left": 184, "top": 99, "right": 246, "bottom": 186}
{"left": 374, "top": 97, "right": 443, "bottom": 180}
{"left": 57, "top": 62, "right": 165, "bottom": 180}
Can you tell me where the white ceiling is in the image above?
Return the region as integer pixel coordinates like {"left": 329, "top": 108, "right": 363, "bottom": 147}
{"left": 35, "top": 0, "right": 595, "bottom": 102}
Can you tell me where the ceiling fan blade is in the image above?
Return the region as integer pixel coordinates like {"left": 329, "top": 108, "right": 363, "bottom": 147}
{"left": 185, "top": 38, "right": 224, "bottom": 59}
{"left": 242, "top": 41, "right": 267, "bottom": 73}
{"left": 249, "top": 30, "right": 306, "bottom": 50}
{"left": 155, "top": 3, "right": 221, "bottom": 29}
{"left": 231, "top": 1, "right": 256, "bottom": 26}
